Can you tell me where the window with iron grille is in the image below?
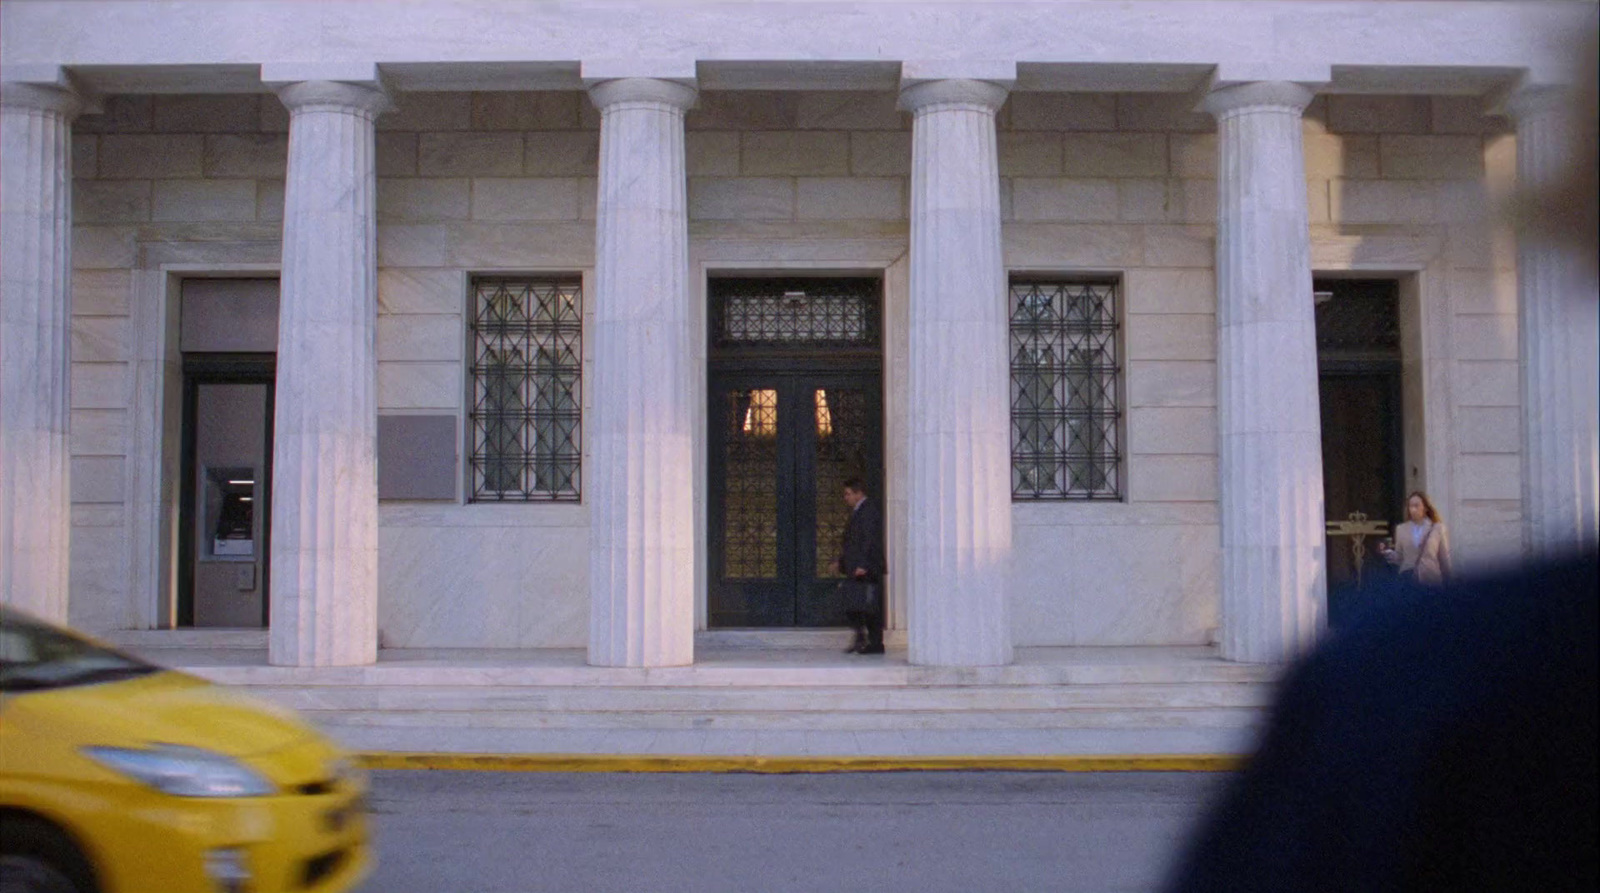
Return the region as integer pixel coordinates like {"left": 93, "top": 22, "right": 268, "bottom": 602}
{"left": 1010, "top": 279, "right": 1122, "bottom": 500}
{"left": 469, "top": 277, "right": 582, "bottom": 502}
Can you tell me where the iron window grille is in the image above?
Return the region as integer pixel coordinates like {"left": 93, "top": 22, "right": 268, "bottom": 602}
{"left": 469, "top": 277, "right": 582, "bottom": 502}
{"left": 1010, "top": 279, "right": 1123, "bottom": 500}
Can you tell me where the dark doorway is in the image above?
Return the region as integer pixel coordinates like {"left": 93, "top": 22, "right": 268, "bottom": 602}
{"left": 1315, "top": 278, "right": 1405, "bottom": 621}
{"left": 178, "top": 354, "right": 275, "bottom": 628}
{"left": 707, "top": 277, "right": 884, "bottom": 628}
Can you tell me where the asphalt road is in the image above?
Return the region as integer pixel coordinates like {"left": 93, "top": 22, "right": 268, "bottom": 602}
{"left": 355, "top": 770, "right": 1226, "bottom": 893}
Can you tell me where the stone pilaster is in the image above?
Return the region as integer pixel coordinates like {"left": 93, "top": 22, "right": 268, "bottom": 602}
{"left": 269, "top": 81, "right": 388, "bottom": 666}
{"left": 899, "top": 78, "right": 1014, "bottom": 667}
{"left": 1, "top": 81, "right": 81, "bottom": 623}
{"left": 586, "top": 78, "right": 698, "bottom": 668}
{"left": 1507, "top": 87, "right": 1600, "bottom": 559}
{"left": 1203, "top": 81, "right": 1326, "bottom": 664}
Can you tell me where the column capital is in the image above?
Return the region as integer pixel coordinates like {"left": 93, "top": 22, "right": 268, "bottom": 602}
{"left": 587, "top": 77, "right": 698, "bottom": 112}
{"left": 1501, "top": 84, "right": 1573, "bottom": 124}
{"left": 0, "top": 81, "right": 84, "bottom": 119}
{"left": 897, "top": 78, "right": 1010, "bottom": 114}
{"left": 1202, "top": 81, "right": 1316, "bottom": 118}
{"left": 274, "top": 80, "right": 392, "bottom": 117}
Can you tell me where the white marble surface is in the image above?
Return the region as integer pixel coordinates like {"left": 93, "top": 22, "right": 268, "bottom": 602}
{"left": 901, "top": 78, "right": 1014, "bottom": 667}
{"left": 1508, "top": 87, "right": 1600, "bottom": 558}
{"left": 1011, "top": 521, "right": 1219, "bottom": 647}
{"left": 4, "top": 1, "right": 1588, "bottom": 95}
{"left": 1204, "top": 82, "right": 1326, "bottom": 664}
{"left": 378, "top": 517, "right": 588, "bottom": 648}
{"left": 1, "top": 81, "right": 80, "bottom": 622}
{"left": 586, "top": 78, "right": 698, "bottom": 667}
{"left": 120, "top": 645, "right": 1279, "bottom": 756}
{"left": 268, "top": 81, "right": 389, "bottom": 666}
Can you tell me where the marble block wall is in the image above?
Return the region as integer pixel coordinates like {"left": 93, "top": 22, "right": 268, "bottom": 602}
{"left": 64, "top": 88, "right": 1522, "bottom": 645}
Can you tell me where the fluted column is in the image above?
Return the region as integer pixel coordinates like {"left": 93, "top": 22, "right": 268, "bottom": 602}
{"left": 1203, "top": 82, "right": 1326, "bottom": 664}
{"left": 1507, "top": 87, "right": 1600, "bottom": 559}
{"left": 269, "top": 81, "right": 388, "bottom": 666}
{"left": 586, "top": 78, "right": 697, "bottom": 668}
{"left": 900, "top": 79, "right": 1013, "bottom": 667}
{"left": 1, "top": 81, "right": 81, "bottom": 623}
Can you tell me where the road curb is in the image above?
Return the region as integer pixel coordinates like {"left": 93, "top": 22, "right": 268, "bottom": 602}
{"left": 356, "top": 753, "right": 1243, "bottom": 773}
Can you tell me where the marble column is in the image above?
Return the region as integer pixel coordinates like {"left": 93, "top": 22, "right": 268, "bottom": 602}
{"left": 1, "top": 81, "right": 81, "bottom": 623}
{"left": 586, "top": 78, "right": 697, "bottom": 668}
{"left": 1203, "top": 81, "right": 1326, "bottom": 664}
{"left": 899, "top": 79, "right": 1013, "bottom": 667}
{"left": 1507, "top": 87, "right": 1600, "bottom": 559}
{"left": 269, "top": 81, "right": 388, "bottom": 666}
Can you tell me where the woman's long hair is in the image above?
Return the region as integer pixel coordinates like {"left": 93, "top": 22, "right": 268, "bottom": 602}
{"left": 1407, "top": 490, "right": 1441, "bottom": 524}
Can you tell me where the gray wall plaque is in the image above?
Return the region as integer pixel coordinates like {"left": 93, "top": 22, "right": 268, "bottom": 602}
{"left": 378, "top": 415, "right": 458, "bottom": 501}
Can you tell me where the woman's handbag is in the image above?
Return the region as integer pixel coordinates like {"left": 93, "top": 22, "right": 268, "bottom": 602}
{"left": 1399, "top": 523, "right": 1438, "bottom": 584}
{"left": 837, "top": 579, "right": 878, "bottom": 612}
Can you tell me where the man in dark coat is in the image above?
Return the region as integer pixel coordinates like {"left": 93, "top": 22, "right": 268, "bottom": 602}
{"left": 834, "top": 477, "right": 886, "bottom": 655}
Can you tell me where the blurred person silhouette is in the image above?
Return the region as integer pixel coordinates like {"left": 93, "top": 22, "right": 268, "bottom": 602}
{"left": 1164, "top": 27, "right": 1598, "bottom": 893}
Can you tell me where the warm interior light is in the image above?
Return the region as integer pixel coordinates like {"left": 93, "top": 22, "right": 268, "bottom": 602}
{"left": 741, "top": 389, "right": 778, "bottom": 436}
{"left": 227, "top": 479, "right": 255, "bottom": 485}
{"left": 815, "top": 390, "right": 832, "bottom": 437}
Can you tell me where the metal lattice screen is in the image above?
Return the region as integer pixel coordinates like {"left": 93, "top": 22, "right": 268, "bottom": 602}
{"left": 1313, "top": 279, "right": 1401, "bottom": 356}
{"left": 711, "top": 278, "right": 880, "bottom": 347}
{"left": 1010, "top": 280, "right": 1123, "bottom": 500}
{"left": 813, "top": 387, "right": 873, "bottom": 578}
{"left": 721, "top": 388, "right": 780, "bottom": 579}
{"left": 469, "top": 277, "right": 582, "bottom": 502}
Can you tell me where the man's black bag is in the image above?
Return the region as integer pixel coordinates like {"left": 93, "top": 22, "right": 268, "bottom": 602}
{"left": 838, "top": 579, "right": 878, "bottom": 612}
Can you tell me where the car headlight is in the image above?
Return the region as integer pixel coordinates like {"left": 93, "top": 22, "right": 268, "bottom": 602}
{"left": 329, "top": 756, "right": 367, "bottom": 788}
{"left": 84, "top": 745, "right": 276, "bottom": 798}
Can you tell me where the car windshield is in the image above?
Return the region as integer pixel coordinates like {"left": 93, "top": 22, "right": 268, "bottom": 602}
{"left": 0, "top": 609, "right": 160, "bottom": 693}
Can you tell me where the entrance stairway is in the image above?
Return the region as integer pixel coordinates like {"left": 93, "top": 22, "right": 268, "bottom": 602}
{"left": 109, "top": 632, "right": 1281, "bottom": 757}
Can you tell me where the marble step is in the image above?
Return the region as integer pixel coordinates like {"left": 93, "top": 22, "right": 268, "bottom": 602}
{"left": 108, "top": 628, "right": 268, "bottom": 649}
{"left": 181, "top": 658, "right": 1275, "bottom": 689}
{"left": 305, "top": 705, "right": 1263, "bottom": 732}
{"left": 694, "top": 629, "right": 908, "bottom": 650}
{"left": 313, "top": 723, "right": 1260, "bottom": 757}
{"left": 229, "top": 681, "right": 1273, "bottom": 713}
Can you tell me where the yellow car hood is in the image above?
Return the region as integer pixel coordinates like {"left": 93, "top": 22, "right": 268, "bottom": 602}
{"left": 8, "top": 670, "right": 314, "bottom": 758}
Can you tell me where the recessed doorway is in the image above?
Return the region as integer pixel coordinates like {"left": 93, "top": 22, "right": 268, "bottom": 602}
{"left": 707, "top": 277, "right": 884, "bottom": 628}
{"left": 1315, "top": 278, "right": 1405, "bottom": 620}
{"left": 174, "top": 278, "right": 279, "bottom": 628}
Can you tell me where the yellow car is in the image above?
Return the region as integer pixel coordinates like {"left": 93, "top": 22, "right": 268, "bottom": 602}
{"left": 0, "top": 607, "right": 370, "bottom": 893}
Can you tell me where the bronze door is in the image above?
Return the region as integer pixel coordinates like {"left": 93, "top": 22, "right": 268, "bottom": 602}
{"left": 1319, "top": 372, "right": 1404, "bottom": 593}
{"left": 708, "top": 373, "right": 882, "bottom": 627}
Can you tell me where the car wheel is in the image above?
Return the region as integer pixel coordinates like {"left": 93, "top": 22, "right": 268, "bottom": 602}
{"left": 0, "top": 855, "right": 80, "bottom": 893}
{"left": 0, "top": 818, "right": 95, "bottom": 893}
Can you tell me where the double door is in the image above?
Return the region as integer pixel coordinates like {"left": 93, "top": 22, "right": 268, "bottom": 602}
{"left": 1320, "top": 371, "right": 1404, "bottom": 595}
{"left": 708, "top": 371, "right": 882, "bottom": 627}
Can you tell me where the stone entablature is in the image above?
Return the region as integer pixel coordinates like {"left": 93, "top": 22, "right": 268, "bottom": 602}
{"left": 1, "top": 0, "right": 1590, "bottom": 94}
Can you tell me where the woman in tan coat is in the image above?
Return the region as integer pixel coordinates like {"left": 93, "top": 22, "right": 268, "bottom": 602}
{"left": 1380, "top": 491, "right": 1453, "bottom": 586}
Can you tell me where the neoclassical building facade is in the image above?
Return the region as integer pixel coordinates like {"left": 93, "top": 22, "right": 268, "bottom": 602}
{"left": 2, "top": 0, "right": 1596, "bottom": 669}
